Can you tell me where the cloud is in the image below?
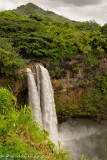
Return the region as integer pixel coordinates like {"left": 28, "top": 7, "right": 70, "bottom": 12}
{"left": 51, "top": 0, "right": 104, "bottom": 6}
{"left": 0, "top": 0, "right": 18, "bottom": 10}
{"left": 0, "top": 0, "right": 57, "bottom": 10}
{"left": 53, "top": 3, "right": 107, "bottom": 25}
{"left": 0, "top": 6, "right": 5, "bottom": 11}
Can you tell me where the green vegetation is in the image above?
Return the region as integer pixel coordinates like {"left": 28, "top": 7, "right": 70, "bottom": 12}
{"left": 0, "top": 4, "right": 106, "bottom": 64}
{"left": 0, "top": 48, "right": 15, "bottom": 76}
{"left": 0, "top": 37, "right": 29, "bottom": 76}
{"left": 101, "top": 23, "right": 107, "bottom": 41}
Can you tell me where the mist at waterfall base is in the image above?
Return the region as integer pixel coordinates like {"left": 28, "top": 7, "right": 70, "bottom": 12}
{"left": 27, "top": 64, "right": 58, "bottom": 145}
{"left": 59, "top": 118, "right": 107, "bottom": 160}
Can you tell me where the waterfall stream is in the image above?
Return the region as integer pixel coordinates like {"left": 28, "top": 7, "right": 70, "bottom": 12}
{"left": 27, "top": 64, "right": 58, "bottom": 144}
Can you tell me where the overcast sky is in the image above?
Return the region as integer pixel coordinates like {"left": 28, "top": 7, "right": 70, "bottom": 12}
{"left": 0, "top": 0, "right": 107, "bottom": 25}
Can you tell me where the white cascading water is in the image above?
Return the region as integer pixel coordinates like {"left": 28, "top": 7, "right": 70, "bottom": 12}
{"left": 27, "top": 67, "right": 42, "bottom": 126}
{"left": 27, "top": 64, "right": 58, "bottom": 145}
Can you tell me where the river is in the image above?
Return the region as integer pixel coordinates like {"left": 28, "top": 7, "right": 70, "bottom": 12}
{"left": 58, "top": 118, "right": 107, "bottom": 160}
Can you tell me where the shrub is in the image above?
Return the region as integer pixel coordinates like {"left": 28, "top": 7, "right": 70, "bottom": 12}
{"left": 0, "top": 48, "right": 15, "bottom": 76}
{"left": 0, "top": 87, "right": 16, "bottom": 115}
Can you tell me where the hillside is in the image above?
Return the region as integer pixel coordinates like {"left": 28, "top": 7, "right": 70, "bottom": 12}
{"left": 12, "top": 2, "right": 77, "bottom": 23}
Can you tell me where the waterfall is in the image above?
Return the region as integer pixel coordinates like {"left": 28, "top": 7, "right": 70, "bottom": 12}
{"left": 27, "top": 67, "right": 42, "bottom": 125}
{"left": 27, "top": 64, "right": 58, "bottom": 144}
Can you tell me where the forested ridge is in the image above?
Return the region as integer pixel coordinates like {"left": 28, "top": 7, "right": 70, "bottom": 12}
{"left": 0, "top": 3, "right": 107, "bottom": 64}
{"left": 0, "top": 3, "right": 107, "bottom": 159}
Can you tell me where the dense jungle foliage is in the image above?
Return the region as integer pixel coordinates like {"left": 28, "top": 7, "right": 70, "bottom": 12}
{"left": 0, "top": 3, "right": 107, "bottom": 66}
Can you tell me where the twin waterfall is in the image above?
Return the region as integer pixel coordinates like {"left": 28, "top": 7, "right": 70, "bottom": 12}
{"left": 27, "top": 64, "right": 58, "bottom": 144}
